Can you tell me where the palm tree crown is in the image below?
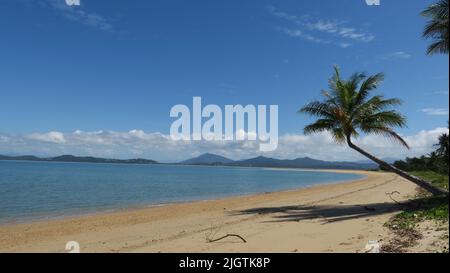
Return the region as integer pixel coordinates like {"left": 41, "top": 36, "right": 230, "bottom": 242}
{"left": 300, "top": 66, "right": 409, "bottom": 148}
{"left": 421, "top": 0, "right": 449, "bottom": 55}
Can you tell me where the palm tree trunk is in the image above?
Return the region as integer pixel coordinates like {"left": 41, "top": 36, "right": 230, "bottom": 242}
{"left": 346, "top": 135, "right": 449, "bottom": 196}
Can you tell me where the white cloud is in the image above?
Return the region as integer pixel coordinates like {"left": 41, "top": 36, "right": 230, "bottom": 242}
{"left": 364, "top": 51, "right": 413, "bottom": 66}
{"left": 339, "top": 42, "right": 352, "bottom": 48}
{"left": 381, "top": 51, "right": 412, "bottom": 60}
{"left": 27, "top": 131, "right": 66, "bottom": 144}
{"left": 1, "top": 128, "right": 447, "bottom": 163}
{"left": 309, "top": 23, "right": 374, "bottom": 43}
{"left": 22, "top": 0, "right": 114, "bottom": 32}
{"left": 267, "top": 7, "right": 298, "bottom": 22}
{"left": 268, "top": 6, "right": 374, "bottom": 47}
{"left": 357, "top": 128, "right": 448, "bottom": 158}
{"left": 420, "top": 108, "right": 449, "bottom": 116}
{"left": 277, "top": 27, "right": 331, "bottom": 45}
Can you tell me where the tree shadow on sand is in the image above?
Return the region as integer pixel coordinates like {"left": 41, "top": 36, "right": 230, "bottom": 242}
{"left": 233, "top": 198, "right": 431, "bottom": 224}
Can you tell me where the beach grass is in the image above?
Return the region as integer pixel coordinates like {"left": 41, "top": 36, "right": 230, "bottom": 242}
{"left": 398, "top": 171, "right": 449, "bottom": 223}
{"left": 387, "top": 196, "right": 448, "bottom": 229}
{"left": 410, "top": 171, "right": 449, "bottom": 191}
{"left": 383, "top": 171, "right": 449, "bottom": 252}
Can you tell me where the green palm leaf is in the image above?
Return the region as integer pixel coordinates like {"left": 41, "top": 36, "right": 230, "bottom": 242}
{"left": 421, "top": 0, "right": 449, "bottom": 55}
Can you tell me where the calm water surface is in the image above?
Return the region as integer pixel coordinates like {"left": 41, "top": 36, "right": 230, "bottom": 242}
{"left": 0, "top": 161, "right": 364, "bottom": 223}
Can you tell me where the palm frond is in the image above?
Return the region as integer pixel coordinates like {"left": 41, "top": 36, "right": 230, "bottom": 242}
{"left": 421, "top": 0, "right": 449, "bottom": 55}
{"left": 355, "top": 96, "right": 402, "bottom": 114}
{"left": 357, "top": 111, "right": 407, "bottom": 129}
{"left": 331, "top": 128, "right": 346, "bottom": 143}
{"left": 355, "top": 73, "right": 385, "bottom": 106}
{"left": 348, "top": 72, "right": 367, "bottom": 94}
{"left": 303, "top": 119, "right": 336, "bottom": 135}
{"left": 360, "top": 126, "right": 410, "bottom": 149}
{"left": 423, "top": 20, "right": 449, "bottom": 38}
{"left": 421, "top": 0, "right": 449, "bottom": 19}
{"left": 427, "top": 39, "right": 449, "bottom": 55}
{"left": 299, "top": 101, "right": 334, "bottom": 118}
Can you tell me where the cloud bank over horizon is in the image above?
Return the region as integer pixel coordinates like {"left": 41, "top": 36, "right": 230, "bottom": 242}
{"left": 1, "top": 127, "right": 447, "bottom": 163}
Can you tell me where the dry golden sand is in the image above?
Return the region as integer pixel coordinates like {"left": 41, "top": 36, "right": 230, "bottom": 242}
{"left": 0, "top": 170, "right": 420, "bottom": 253}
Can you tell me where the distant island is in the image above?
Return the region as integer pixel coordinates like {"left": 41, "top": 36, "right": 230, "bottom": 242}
{"left": 0, "top": 154, "right": 158, "bottom": 165}
{"left": 178, "top": 153, "right": 378, "bottom": 170}
{"left": 0, "top": 153, "right": 379, "bottom": 170}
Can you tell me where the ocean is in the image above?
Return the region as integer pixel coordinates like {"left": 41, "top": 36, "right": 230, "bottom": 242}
{"left": 0, "top": 160, "right": 364, "bottom": 223}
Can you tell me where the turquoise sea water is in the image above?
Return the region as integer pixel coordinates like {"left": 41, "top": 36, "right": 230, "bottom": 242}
{"left": 0, "top": 161, "right": 364, "bottom": 223}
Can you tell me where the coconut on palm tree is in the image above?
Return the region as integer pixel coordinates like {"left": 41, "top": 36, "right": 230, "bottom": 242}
{"left": 300, "top": 66, "right": 448, "bottom": 196}
{"left": 421, "top": 0, "right": 449, "bottom": 55}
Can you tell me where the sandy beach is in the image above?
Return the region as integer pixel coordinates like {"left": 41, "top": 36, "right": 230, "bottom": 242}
{"left": 0, "top": 170, "right": 419, "bottom": 253}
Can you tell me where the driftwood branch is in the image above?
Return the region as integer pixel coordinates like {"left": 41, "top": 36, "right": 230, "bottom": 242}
{"left": 385, "top": 191, "right": 401, "bottom": 204}
{"left": 207, "top": 234, "right": 247, "bottom": 243}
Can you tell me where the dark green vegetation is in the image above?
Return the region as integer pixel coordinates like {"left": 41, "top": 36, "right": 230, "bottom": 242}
{"left": 421, "top": 0, "right": 449, "bottom": 55}
{"left": 394, "top": 156, "right": 448, "bottom": 176}
{"left": 299, "top": 66, "right": 448, "bottom": 195}
{"left": 393, "top": 123, "right": 449, "bottom": 188}
{"left": 410, "top": 171, "right": 449, "bottom": 191}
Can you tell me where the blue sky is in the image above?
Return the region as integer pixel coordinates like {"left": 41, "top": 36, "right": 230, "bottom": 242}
{"left": 0, "top": 0, "right": 448, "bottom": 161}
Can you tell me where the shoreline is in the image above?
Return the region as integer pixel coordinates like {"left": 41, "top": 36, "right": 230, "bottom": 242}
{"left": 0, "top": 168, "right": 366, "bottom": 226}
{"left": 0, "top": 170, "right": 418, "bottom": 253}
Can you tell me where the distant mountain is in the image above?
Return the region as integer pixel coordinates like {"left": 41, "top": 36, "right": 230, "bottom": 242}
{"left": 1, "top": 153, "right": 378, "bottom": 170}
{"left": 0, "top": 154, "right": 158, "bottom": 165}
{"left": 178, "top": 154, "right": 378, "bottom": 170}
{"left": 0, "top": 155, "right": 42, "bottom": 161}
{"left": 180, "top": 153, "right": 234, "bottom": 165}
{"left": 355, "top": 158, "right": 398, "bottom": 164}
{"left": 230, "top": 156, "right": 377, "bottom": 170}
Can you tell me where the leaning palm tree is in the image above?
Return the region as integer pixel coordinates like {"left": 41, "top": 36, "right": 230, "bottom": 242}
{"left": 300, "top": 66, "right": 448, "bottom": 196}
{"left": 421, "top": 0, "right": 449, "bottom": 55}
